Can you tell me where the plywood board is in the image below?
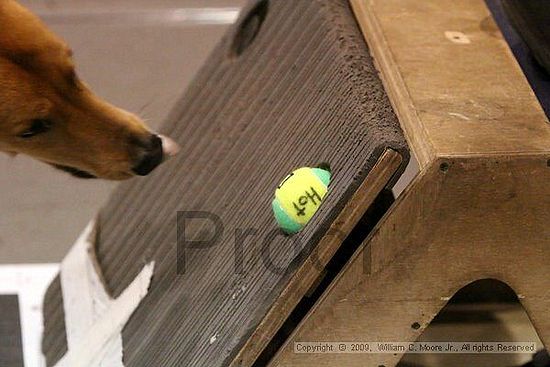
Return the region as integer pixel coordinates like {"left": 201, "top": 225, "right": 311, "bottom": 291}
{"left": 351, "top": 0, "right": 550, "bottom": 167}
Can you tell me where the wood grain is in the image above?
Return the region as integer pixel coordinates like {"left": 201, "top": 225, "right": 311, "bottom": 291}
{"left": 268, "top": 1, "right": 550, "bottom": 365}
{"left": 351, "top": 0, "right": 550, "bottom": 168}
{"left": 232, "top": 149, "right": 402, "bottom": 366}
{"left": 270, "top": 155, "right": 550, "bottom": 367}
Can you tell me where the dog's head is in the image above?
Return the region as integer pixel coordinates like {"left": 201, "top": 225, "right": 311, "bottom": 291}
{"left": 0, "top": 0, "right": 179, "bottom": 180}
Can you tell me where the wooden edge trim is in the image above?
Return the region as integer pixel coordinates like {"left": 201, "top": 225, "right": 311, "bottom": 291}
{"left": 231, "top": 148, "right": 404, "bottom": 366}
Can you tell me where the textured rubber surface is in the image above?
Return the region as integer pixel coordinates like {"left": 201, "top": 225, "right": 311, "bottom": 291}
{"left": 42, "top": 1, "right": 408, "bottom": 365}
{"left": 42, "top": 275, "right": 66, "bottom": 367}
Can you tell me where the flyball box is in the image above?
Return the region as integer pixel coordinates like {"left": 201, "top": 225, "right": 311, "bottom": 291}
{"left": 42, "top": 1, "right": 409, "bottom": 366}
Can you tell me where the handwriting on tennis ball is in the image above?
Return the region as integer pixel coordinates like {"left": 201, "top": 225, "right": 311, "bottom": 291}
{"left": 272, "top": 166, "right": 331, "bottom": 234}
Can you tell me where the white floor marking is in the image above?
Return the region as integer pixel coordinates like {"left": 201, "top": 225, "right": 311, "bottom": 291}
{"left": 54, "top": 220, "right": 154, "bottom": 367}
{"left": 0, "top": 263, "right": 59, "bottom": 367}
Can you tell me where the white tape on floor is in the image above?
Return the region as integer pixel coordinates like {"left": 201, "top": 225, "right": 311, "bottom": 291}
{"left": 54, "top": 220, "right": 154, "bottom": 367}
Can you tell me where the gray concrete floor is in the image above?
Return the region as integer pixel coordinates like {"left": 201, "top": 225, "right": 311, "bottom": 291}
{"left": 0, "top": 1, "right": 244, "bottom": 263}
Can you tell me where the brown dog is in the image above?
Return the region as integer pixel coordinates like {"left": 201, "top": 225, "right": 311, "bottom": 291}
{"left": 0, "top": 0, "right": 179, "bottom": 180}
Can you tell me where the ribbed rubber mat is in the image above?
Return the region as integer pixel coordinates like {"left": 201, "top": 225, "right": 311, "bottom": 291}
{"left": 42, "top": 0, "right": 409, "bottom": 366}
{"left": 42, "top": 275, "right": 66, "bottom": 366}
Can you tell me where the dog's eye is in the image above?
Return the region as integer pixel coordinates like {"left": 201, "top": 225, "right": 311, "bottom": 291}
{"left": 18, "top": 119, "right": 53, "bottom": 139}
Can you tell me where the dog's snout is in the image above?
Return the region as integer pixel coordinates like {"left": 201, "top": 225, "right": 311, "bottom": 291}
{"left": 132, "top": 134, "right": 164, "bottom": 176}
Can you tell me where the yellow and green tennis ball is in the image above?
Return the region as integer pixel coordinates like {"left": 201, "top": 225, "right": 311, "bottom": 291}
{"left": 272, "top": 166, "right": 331, "bottom": 234}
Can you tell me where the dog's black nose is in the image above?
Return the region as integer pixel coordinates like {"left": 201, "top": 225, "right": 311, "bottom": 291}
{"left": 132, "top": 134, "right": 164, "bottom": 176}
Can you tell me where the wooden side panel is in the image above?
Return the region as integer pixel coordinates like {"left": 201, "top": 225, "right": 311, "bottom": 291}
{"left": 268, "top": 1, "right": 550, "bottom": 365}
{"left": 270, "top": 155, "right": 550, "bottom": 366}
{"left": 352, "top": 0, "right": 550, "bottom": 167}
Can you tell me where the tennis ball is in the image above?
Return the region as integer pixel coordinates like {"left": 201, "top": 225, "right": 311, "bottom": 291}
{"left": 272, "top": 166, "right": 331, "bottom": 234}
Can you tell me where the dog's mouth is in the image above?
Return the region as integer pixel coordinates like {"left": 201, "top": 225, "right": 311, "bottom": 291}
{"left": 53, "top": 164, "right": 97, "bottom": 179}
